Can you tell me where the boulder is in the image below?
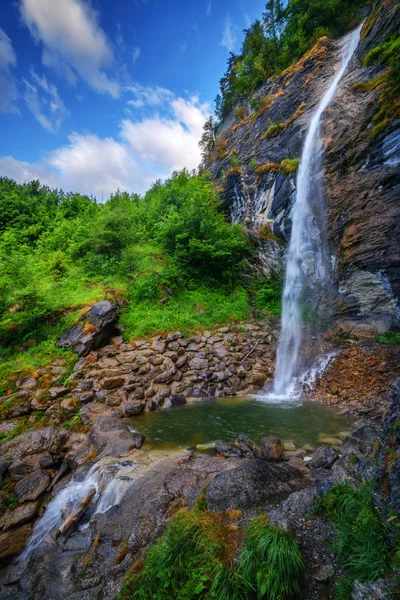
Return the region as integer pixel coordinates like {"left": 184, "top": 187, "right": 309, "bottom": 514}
{"left": 121, "top": 401, "right": 143, "bottom": 416}
{"left": 352, "top": 579, "right": 394, "bottom": 600}
{"left": 0, "top": 524, "right": 33, "bottom": 560}
{"left": 206, "top": 459, "right": 304, "bottom": 510}
{"left": 170, "top": 394, "right": 187, "bottom": 407}
{"left": 261, "top": 436, "right": 283, "bottom": 461}
{"left": 101, "top": 376, "right": 125, "bottom": 390}
{"left": 57, "top": 300, "right": 120, "bottom": 356}
{"left": 15, "top": 470, "right": 50, "bottom": 503}
{"left": 88, "top": 414, "right": 145, "bottom": 457}
{"left": 0, "top": 501, "right": 40, "bottom": 532}
{"left": 215, "top": 440, "right": 241, "bottom": 458}
{"left": 308, "top": 445, "right": 338, "bottom": 469}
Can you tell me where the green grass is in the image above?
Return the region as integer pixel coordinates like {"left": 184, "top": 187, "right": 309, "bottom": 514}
{"left": 119, "top": 508, "right": 304, "bottom": 600}
{"left": 121, "top": 285, "right": 251, "bottom": 339}
{"left": 377, "top": 331, "right": 400, "bottom": 345}
{"left": 314, "top": 482, "right": 395, "bottom": 599}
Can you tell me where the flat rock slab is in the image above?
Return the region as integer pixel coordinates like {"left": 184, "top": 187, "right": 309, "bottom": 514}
{"left": 0, "top": 523, "right": 33, "bottom": 560}
{"left": 206, "top": 459, "right": 305, "bottom": 511}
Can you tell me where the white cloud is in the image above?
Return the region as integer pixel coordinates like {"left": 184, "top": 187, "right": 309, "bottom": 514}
{"left": 221, "top": 16, "right": 237, "bottom": 53}
{"left": 121, "top": 95, "right": 209, "bottom": 172}
{"left": 0, "top": 29, "right": 18, "bottom": 113}
{"left": 206, "top": 2, "right": 211, "bottom": 16}
{"left": 132, "top": 46, "right": 141, "bottom": 65}
{"left": 23, "top": 71, "right": 69, "bottom": 132}
{"left": 20, "top": 0, "right": 120, "bottom": 97}
{"left": 0, "top": 92, "right": 211, "bottom": 197}
{"left": 126, "top": 83, "right": 174, "bottom": 109}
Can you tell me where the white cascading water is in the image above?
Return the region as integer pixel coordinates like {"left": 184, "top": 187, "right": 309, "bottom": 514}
{"left": 18, "top": 463, "right": 125, "bottom": 563}
{"left": 271, "top": 25, "right": 362, "bottom": 398}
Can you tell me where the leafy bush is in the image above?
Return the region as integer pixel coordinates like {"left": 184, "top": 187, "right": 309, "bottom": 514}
{"left": 314, "top": 482, "right": 394, "bottom": 599}
{"left": 252, "top": 275, "right": 282, "bottom": 317}
{"left": 377, "top": 331, "right": 400, "bottom": 345}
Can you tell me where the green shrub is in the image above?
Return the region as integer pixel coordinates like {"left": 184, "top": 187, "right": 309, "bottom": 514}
{"left": 252, "top": 275, "right": 282, "bottom": 317}
{"left": 314, "top": 482, "right": 393, "bottom": 599}
{"left": 237, "top": 517, "right": 304, "bottom": 600}
{"left": 377, "top": 331, "right": 400, "bottom": 345}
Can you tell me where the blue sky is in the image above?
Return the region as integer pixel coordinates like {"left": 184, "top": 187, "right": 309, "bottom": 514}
{"left": 0, "top": 0, "right": 265, "bottom": 197}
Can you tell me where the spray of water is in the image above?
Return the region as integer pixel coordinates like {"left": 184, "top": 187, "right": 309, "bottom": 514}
{"left": 271, "top": 25, "right": 362, "bottom": 399}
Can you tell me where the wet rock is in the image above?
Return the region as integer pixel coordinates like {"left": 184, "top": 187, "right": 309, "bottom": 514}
{"left": 206, "top": 459, "right": 304, "bottom": 510}
{"left": 15, "top": 470, "right": 50, "bottom": 503}
{"left": 0, "top": 523, "right": 32, "bottom": 560}
{"left": 235, "top": 434, "right": 262, "bottom": 458}
{"left": 121, "top": 401, "right": 143, "bottom": 416}
{"left": 0, "top": 501, "right": 40, "bottom": 532}
{"left": 261, "top": 436, "right": 283, "bottom": 461}
{"left": 169, "top": 394, "right": 187, "bottom": 407}
{"left": 308, "top": 445, "right": 338, "bottom": 469}
{"left": 352, "top": 579, "right": 394, "bottom": 600}
{"left": 88, "top": 414, "right": 145, "bottom": 457}
{"left": 215, "top": 440, "right": 241, "bottom": 458}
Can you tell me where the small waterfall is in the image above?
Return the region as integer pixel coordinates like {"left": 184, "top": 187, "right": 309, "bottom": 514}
{"left": 271, "top": 25, "right": 362, "bottom": 399}
{"left": 18, "top": 463, "right": 125, "bottom": 563}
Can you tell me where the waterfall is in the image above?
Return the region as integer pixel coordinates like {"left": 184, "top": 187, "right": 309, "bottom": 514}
{"left": 17, "top": 462, "right": 129, "bottom": 563}
{"left": 271, "top": 25, "right": 362, "bottom": 398}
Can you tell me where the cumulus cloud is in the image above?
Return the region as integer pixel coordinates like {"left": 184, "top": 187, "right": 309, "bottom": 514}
{"left": 0, "top": 92, "right": 211, "bottom": 197}
{"left": 0, "top": 29, "right": 18, "bottom": 113}
{"left": 23, "top": 71, "right": 69, "bottom": 132}
{"left": 221, "top": 16, "right": 237, "bottom": 52}
{"left": 20, "top": 0, "right": 120, "bottom": 97}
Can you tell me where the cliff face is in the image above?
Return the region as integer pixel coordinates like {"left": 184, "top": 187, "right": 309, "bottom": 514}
{"left": 207, "top": 1, "right": 400, "bottom": 334}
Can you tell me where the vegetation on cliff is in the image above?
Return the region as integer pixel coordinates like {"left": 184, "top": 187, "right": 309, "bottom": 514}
{"left": 215, "top": 0, "right": 366, "bottom": 119}
{"left": 119, "top": 506, "right": 304, "bottom": 600}
{"left": 0, "top": 172, "right": 281, "bottom": 393}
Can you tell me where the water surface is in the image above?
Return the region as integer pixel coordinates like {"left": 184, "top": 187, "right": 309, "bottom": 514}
{"left": 132, "top": 396, "right": 354, "bottom": 451}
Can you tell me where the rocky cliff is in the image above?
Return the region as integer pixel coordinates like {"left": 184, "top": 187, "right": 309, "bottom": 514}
{"left": 206, "top": 0, "right": 400, "bottom": 334}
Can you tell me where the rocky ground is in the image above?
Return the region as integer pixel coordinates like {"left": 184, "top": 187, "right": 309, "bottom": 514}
{"left": 0, "top": 301, "right": 399, "bottom": 599}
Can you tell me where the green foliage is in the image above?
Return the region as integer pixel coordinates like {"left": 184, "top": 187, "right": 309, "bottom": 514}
{"left": 314, "top": 482, "right": 395, "bottom": 599}
{"left": 216, "top": 0, "right": 365, "bottom": 119}
{"left": 252, "top": 275, "right": 282, "bottom": 317}
{"left": 0, "top": 171, "right": 253, "bottom": 391}
{"left": 279, "top": 158, "right": 300, "bottom": 175}
{"left": 357, "top": 34, "right": 400, "bottom": 138}
{"left": 5, "top": 493, "right": 18, "bottom": 510}
{"left": 377, "top": 331, "right": 400, "bottom": 345}
{"left": 120, "top": 509, "right": 304, "bottom": 600}
{"left": 237, "top": 517, "right": 304, "bottom": 600}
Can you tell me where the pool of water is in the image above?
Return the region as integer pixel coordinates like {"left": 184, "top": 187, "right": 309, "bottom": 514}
{"left": 132, "top": 396, "right": 354, "bottom": 452}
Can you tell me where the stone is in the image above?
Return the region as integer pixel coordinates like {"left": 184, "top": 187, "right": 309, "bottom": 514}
{"left": 152, "top": 341, "right": 166, "bottom": 353}
{"left": 206, "top": 459, "right": 304, "bottom": 511}
{"left": 88, "top": 414, "right": 145, "bottom": 457}
{"left": 15, "top": 470, "right": 50, "bottom": 503}
{"left": 0, "top": 501, "right": 40, "bottom": 532}
{"left": 175, "top": 355, "right": 188, "bottom": 368}
{"left": 352, "top": 579, "right": 393, "bottom": 600}
{"left": 215, "top": 440, "right": 241, "bottom": 458}
{"left": 308, "top": 446, "right": 338, "bottom": 469}
{"left": 188, "top": 358, "right": 208, "bottom": 370}
{"left": 0, "top": 427, "right": 68, "bottom": 461}
{"left": 283, "top": 441, "right": 296, "bottom": 451}
{"left": 150, "top": 356, "right": 164, "bottom": 366}
{"left": 16, "top": 376, "right": 37, "bottom": 390}
{"left": 249, "top": 372, "right": 266, "bottom": 386}
{"left": 122, "top": 401, "right": 143, "bottom": 416}
{"left": 213, "top": 346, "right": 229, "bottom": 360}
{"left": 261, "top": 436, "right": 283, "bottom": 461}
{"left": 169, "top": 394, "right": 187, "bottom": 407}
{"left": 101, "top": 376, "right": 125, "bottom": 390}
{"left": 0, "top": 524, "right": 33, "bottom": 560}
{"left": 39, "top": 454, "right": 55, "bottom": 469}
{"left": 48, "top": 387, "right": 68, "bottom": 399}
{"left": 58, "top": 301, "right": 119, "bottom": 356}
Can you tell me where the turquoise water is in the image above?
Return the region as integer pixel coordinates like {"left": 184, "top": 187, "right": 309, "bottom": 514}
{"left": 132, "top": 396, "right": 354, "bottom": 451}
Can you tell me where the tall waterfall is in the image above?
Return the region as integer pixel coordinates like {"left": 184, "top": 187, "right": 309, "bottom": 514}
{"left": 272, "top": 25, "right": 362, "bottom": 398}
